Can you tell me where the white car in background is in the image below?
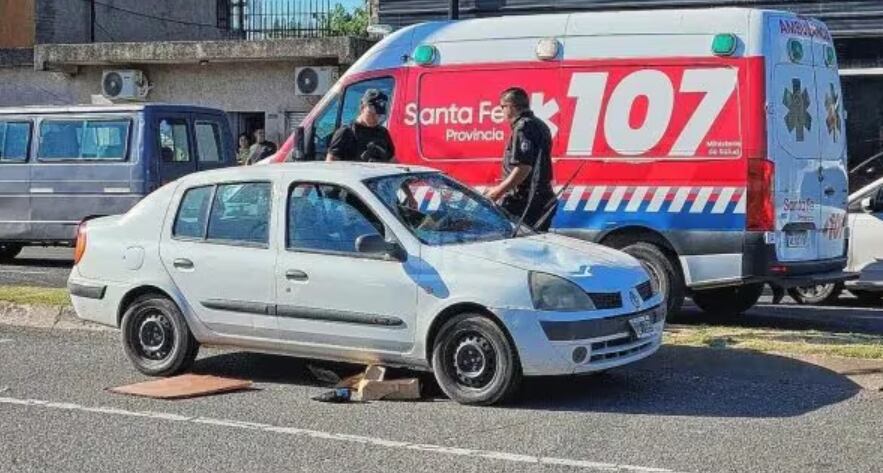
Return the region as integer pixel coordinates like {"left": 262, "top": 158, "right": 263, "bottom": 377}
{"left": 789, "top": 175, "right": 883, "bottom": 305}
{"left": 68, "top": 163, "right": 663, "bottom": 405}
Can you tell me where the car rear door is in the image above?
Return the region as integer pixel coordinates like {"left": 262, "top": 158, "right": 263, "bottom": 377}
{"left": 159, "top": 181, "right": 276, "bottom": 336}
{"left": 768, "top": 16, "right": 823, "bottom": 262}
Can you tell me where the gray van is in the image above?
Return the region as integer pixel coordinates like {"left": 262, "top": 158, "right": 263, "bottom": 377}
{"left": 0, "top": 104, "right": 235, "bottom": 260}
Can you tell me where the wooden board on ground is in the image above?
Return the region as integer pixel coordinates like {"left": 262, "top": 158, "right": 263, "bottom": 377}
{"left": 108, "top": 374, "right": 253, "bottom": 399}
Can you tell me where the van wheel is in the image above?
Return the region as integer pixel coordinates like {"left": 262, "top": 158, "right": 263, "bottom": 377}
{"left": 121, "top": 294, "right": 199, "bottom": 376}
{"left": 620, "top": 242, "right": 685, "bottom": 318}
{"left": 692, "top": 283, "right": 763, "bottom": 317}
{"left": 0, "top": 243, "right": 23, "bottom": 262}
{"left": 788, "top": 283, "right": 843, "bottom": 305}
{"left": 850, "top": 290, "right": 882, "bottom": 306}
{"left": 431, "top": 313, "right": 521, "bottom": 406}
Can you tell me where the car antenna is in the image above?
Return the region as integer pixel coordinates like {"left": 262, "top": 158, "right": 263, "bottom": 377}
{"left": 532, "top": 159, "right": 589, "bottom": 232}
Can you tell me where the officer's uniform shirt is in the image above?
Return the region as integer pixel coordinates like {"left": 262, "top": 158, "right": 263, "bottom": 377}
{"left": 502, "top": 110, "right": 554, "bottom": 202}
{"left": 327, "top": 122, "right": 395, "bottom": 162}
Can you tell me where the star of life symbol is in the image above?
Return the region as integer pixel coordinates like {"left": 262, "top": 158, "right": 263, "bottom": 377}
{"left": 783, "top": 78, "right": 812, "bottom": 142}
{"left": 824, "top": 83, "right": 841, "bottom": 142}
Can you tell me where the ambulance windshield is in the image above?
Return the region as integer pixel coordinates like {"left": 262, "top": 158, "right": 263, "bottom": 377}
{"left": 366, "top": 173, "right": 529, "bottom": 246}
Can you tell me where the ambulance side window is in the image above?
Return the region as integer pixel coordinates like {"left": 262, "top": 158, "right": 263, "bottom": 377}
{"left": 311, "top": 95, "right": 340, "bottom": 160}
{"left": 340, "top": 77, "right": 395, "bottom": 126}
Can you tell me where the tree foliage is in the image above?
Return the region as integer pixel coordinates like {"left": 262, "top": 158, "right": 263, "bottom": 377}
{"left": 327, "top": 3, "right": 369, "bottom": 37}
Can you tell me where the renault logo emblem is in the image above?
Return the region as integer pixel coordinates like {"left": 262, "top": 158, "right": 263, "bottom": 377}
{"left": 629, "top": 290, "right": 642, "bottom": 309}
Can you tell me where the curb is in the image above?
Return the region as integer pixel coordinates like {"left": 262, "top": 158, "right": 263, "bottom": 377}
{"left": 0, "top": 301, "right": 111, "bottom": 332}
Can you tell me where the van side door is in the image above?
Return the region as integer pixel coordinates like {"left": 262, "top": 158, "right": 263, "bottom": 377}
{"left": 154, "top": 113, "right": 197, "bottom": 185}
{"left": 0, "top": 119, "right": 33, "bottom": 241}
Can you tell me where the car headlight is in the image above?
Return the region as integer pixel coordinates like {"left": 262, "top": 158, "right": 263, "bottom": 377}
{"left": 529, "top": 271, "right": 596, "bottom": 311}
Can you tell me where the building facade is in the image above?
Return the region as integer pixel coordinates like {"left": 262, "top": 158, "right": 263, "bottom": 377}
{"left": 378, "top": 0, "right": 883, "bottom": 193}
{"left": 0, "top": 0, "right": 371, "bottom": 146}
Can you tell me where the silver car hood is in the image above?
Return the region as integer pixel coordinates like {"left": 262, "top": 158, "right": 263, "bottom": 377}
{"left": 446, "top": 233, "right": 648, "bottom": 291}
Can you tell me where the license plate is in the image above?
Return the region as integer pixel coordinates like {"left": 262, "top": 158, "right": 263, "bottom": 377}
{"left": 628, "top": 315, "right": 656, "bottom": 339}
{"left": 786, "top": 231, "right": 809, "bottom": 248}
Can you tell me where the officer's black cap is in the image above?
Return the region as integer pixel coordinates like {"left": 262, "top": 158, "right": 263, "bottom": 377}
{"left": 361, "top": 89, "right": 389, "bottom": 115}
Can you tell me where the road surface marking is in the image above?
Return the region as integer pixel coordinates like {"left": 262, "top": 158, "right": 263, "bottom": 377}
{"left": 0, "top": 395, "right": 676, "bottom": 472}
{"left": 0, "top": 270, "right": 51, "bottom": 275}
{"left": 0, "top": 339, "right": 12, "bottom": 344}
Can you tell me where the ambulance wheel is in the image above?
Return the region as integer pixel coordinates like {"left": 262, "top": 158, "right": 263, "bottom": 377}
{"left": 788, "top": 283, "right": 842, "bottom": 305}
{"left": 620, "top": 242, "right": 685, "bottom": 318}
{"left": 0, "top": 243, "right": 23, "bottom": 262}
{"left": 692, "top": 283, "right": 763, "bottom": 317}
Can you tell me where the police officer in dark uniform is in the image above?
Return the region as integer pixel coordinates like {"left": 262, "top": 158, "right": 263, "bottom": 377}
{"left": 326, "top": 89, "right": 395, "bottom": 163}
{"left": 485, "top": 87, "right": 557, "bottom": 231}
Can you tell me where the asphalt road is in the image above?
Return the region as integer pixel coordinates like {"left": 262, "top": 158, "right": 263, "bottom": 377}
{"left": 0, "top": 325, "right": 881, "bottom": 473}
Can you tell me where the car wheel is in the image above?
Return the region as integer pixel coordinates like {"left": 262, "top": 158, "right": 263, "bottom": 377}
{"left": 849, "top": 290, "right": 882, "bottom": 306}
{"left": 692, "top": 283, "right": 763, "bottom": 317}
{"left": 121, "top": 294, "right": 199, "bottom": 376}
{"left": 0, "top": 243, "right": 23, "bottom": 262}
{"left": 620, "top": 242, "right": 685, "bottom": 318}
{"left": 431, "top": 313, "right": 521, "bottom": 406}
{"left": 788, "top": 283, "right": 843, "bottom": 305}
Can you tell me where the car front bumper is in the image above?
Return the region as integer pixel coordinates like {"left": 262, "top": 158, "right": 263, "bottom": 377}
{"left": 492, "top": 304, "right": 665, "bottom": 376}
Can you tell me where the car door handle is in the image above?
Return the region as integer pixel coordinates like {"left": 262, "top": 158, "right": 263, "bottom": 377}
{"left": 824, "top": 186, "right": 836, "bottom": 197}
{"left": 173, "top": 258, "right": 194, "bottom": 270}
{"left": 285, "top": 269, "right": 309, "bottom": 281}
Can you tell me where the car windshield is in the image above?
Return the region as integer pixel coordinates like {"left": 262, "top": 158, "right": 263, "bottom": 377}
{"left": 366, "top": 173, "right": 527, "bottom": 246}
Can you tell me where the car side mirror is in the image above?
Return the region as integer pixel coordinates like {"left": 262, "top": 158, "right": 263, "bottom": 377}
{"left": 355, "top": 234, "right": 406, "bottom": 261}
{"left": 863, "top": 187, "right": 883, "bottom": 213}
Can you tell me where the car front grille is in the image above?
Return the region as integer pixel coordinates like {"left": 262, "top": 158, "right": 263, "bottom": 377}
{"left": 636, "top": 280, "right": 654, "bottom": 301}
{"left": 589, "top": 335, "right": 655, "bottom": 364}
{"left": 587, "top": 292, "right": 622, "bottom": 309}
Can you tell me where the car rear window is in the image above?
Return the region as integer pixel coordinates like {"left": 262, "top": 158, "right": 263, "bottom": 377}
{"left": 0, "top": 121, "right": 31, "bottom": 162}
{"left": 206, "top": 182, "right": 271, "bottom": 246}
{"left": 173, "top": 186, "right": 213, "bottom": 239}
{"left": 37, "top": 119, "right": 129, "bottom": 160}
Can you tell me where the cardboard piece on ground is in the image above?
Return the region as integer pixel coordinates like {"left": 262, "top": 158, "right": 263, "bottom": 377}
{"left": 339, "top": 364, "right": 420, "bottom": 401}
{"left": 108, "top": 374, "right": 253, "bottom": 400}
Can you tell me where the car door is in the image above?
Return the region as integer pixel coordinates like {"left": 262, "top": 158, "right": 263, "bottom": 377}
{"left": 160, "top": 181, "right": 276, "bottom": 336}
{"left": 155, "top": 114, "right": 196, "bottom": 185}
{"left": 848, "top": 179, "right": 883, "bottom": 281}
{"left": 273, "top": 181, "right": 417, "bottom": 354}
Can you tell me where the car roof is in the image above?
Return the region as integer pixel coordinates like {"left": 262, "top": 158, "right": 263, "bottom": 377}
{"left": 178, "top": 162, "right": 441, "bottom": 187}
{"left": 0, "top": 103, "right": 223, "bottom": 115}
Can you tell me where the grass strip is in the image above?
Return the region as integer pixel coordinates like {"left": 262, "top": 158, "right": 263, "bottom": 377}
{"left": 0, "top": 285, "right": 71, "bottom": 306}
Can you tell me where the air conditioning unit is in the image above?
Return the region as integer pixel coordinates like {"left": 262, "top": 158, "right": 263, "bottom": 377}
{"left": 294, "top": 67, "right": 336, "bottom": 96}
{"left": 101, "top": 70, "right": 150, "bottom": 101}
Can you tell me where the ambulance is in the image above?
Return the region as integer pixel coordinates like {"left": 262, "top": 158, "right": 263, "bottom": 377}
{"left": 270, "top": 8, "right": 855, "bottom": 316}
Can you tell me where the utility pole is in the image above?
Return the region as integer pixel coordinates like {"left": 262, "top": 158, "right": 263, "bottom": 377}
{"left": 449, "top": 0, "right": 459, "bottom": 20}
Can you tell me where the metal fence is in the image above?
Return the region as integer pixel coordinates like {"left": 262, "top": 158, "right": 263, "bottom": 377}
{"left": 224, "top": 0, "right": 334, "bottom": 39}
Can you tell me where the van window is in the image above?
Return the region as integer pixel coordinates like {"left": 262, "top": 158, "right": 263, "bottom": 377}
{"left": 206, "top": 182, "right": 271, "bottom": 246}
{"left": 195, "top": 121, "right": 222, "bottom": 163}
{"left": 37, "top": 119, "right": 129, "bottom": 160}
{"left": 0, "top": 121, "right": 31, "bottom": 162}
{"left": 173, "top": 185, "right": 213, "bottom": 239}
{"left": 340, "top": 77, "right": 394, "bottom": 126}
{"left": 159, "top": 118, "right": 191, "bottom": 162}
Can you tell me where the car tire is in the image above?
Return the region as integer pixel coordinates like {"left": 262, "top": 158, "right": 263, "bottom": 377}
{"left": 692, "top": 283, "right": 764, "bottom": 317}
{"left": 620, "top": 242, "right": 685, "bottom": 318}
{"left": 431, "top": 313, "right": 521, "bottom": 406}
{"left": 788, "top": 283, "right": 843, "bottom": 305}
{"left": 849, "top": 290, "right": 882, "bottom": 305}
{"left": 0, "top": 243, "right": 23, "bottom": 262}
{"left": 121, "top": 294, "right": 199, "bottom": 376}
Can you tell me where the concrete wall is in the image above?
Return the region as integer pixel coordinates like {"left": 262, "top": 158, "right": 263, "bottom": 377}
{"left": 0, "top": 0, "right": 36, "bottom": 48}
{"left": 0, "top": 61, "right": 322, "bottom": 144}
{"left": 35, "top": 0, "right": 226, "bottom": 45}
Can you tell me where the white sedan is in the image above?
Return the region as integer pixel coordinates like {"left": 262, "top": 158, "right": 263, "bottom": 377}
{"left": 68, "top": 163, "right": 663, "bottom": 405}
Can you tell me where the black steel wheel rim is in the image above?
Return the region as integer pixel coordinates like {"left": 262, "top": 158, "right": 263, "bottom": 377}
{"left": 130, "top": 309, "right": 174, "bottom": 362}
{"left": 448, "top": 330, "right": 497, "bottom": 389}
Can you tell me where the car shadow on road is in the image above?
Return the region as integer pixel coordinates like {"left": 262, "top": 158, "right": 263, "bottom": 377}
{"left": 4, "top": 258, "right": 73, "bottom": 269}
{"left": 189, "top": 344, "right": 861, "bottom": 418}
{"left": 512, "top": 345, "right": 862, "bottom": 417}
